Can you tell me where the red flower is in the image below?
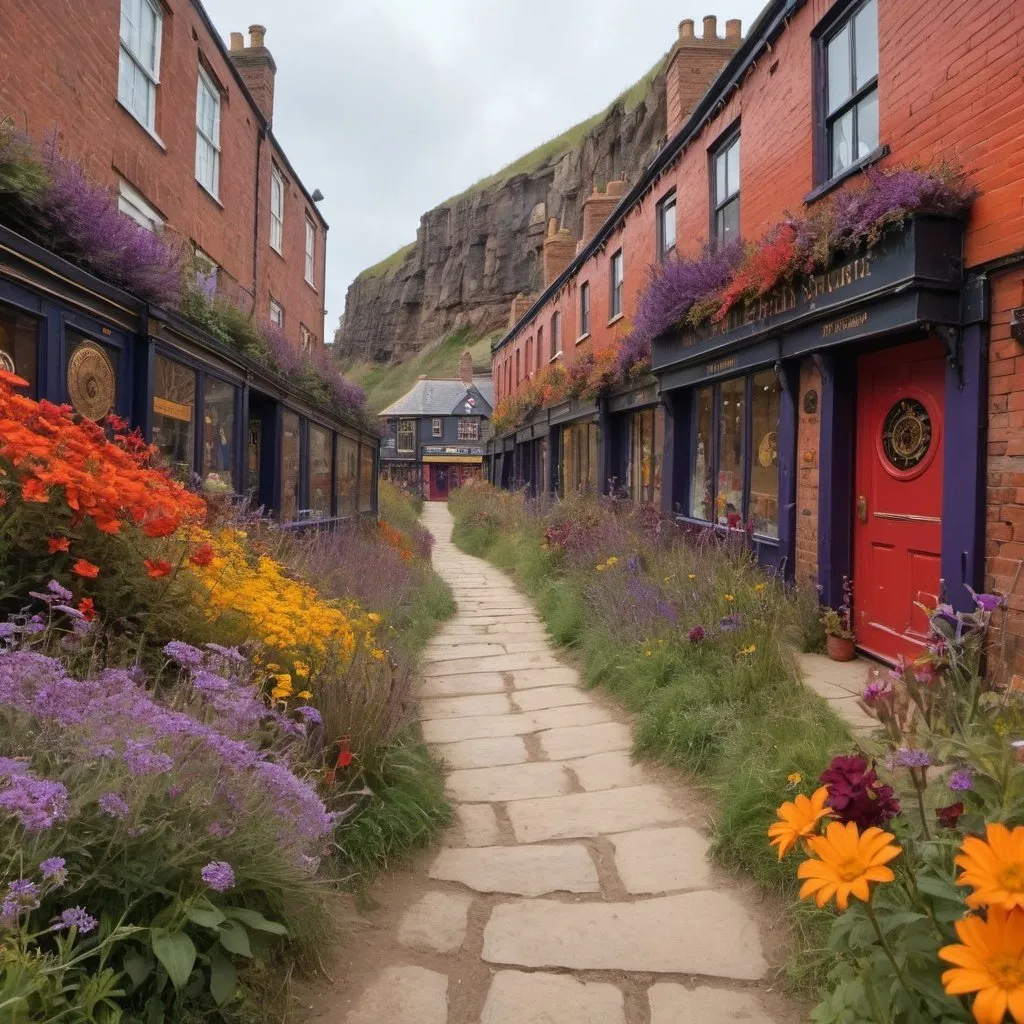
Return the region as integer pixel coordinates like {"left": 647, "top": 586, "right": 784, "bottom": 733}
{"left": 936, "top": 802, "right": 965, "bottom": 830}
{"left": 93, "top": 516, "right": 122, "bottom": 535}
{"left": 142, "top": 515, "right": 180, "bottom": 539}
{"left": 0, "top": 369, "right": 30, "bottom": 389}
{"left": 77, "top": 597, "right": 95, "bottom": 621}
{"left": 144, "top": 559, "right": 173, "bottom": 579}
{"left": 72, "top": 559, "right": 100, "bottom": 579}
{"left": 21, "top": 478, "right": 50, "bottom": 503}
{"left": 819, "top": 754, "right": 900, "bottom": 829}
{"left": 336, "top": 736, "right": 353, "bottom": 769}
{"left": 189, "top": 542, "right": 215, "bottom": 567}
{"left": 48, "top": 537, "right": 71, "bottom": 554}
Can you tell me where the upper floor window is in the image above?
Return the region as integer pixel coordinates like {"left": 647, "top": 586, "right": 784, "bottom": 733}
{"left": 195, "top": 67, "right": 221, "bottom": 198}
{"left": 118, "top": 0, "right": 162, "bottom": 133}
{"left": 536, "top": 326, "right": 544, "bottom": 370}
{"left": 304, "top": 217, "right": 316, "bottom": 286}
{"left": 712, "top": 132, "right": 740, "bottom": 241}
{"left": 458, "top": 418, "right": 479, "bottom": 442}
{"left": 432, "top": 418, "right": 442, "bottom": 438}
{"left": 270, "top": 166, "right": 285, "bottom": 253}
{"left": 118, "top": 179, "right": 163, "bottom": 233}
{"left": 551, "top": 312, "right": 561, "bottom": 358}
{"left": 610, "top": 250, "right": 624, "bottom": 319}
{"left": 269, "top": 299, "right": 283, "bottom": 327}
{"left": 300, "top": 325, "right": 314, "bottom": 352}
{"left": 397, "top": 419, "right": 415, "bottom": 453}
{"left": 525, "top": 336, "right": 533, "bottom": 375}
{"left": 657, "top": 191, "right": 677, "bottom": 262}
{"left": 579, "top": 282, "right": 590, "bottom": 337}
{"left": 515, "top": 348, "right": 521, "bottom": 382}
{"left": 823, "top": 0, "right": 878, "bottom": 178}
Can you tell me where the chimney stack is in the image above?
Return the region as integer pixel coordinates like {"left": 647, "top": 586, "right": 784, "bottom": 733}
{"left": 508, "top": 293, "right": 535, "bottom": 331}
{"left": 664, "top": 13, "right": 743, "bottom": 136}
{"left": 542, "top": 220, "right": 577, "bottom": 287}
{"left": 580, "top": 180, "right": 627, "bottom": 244}
{"left": 458, "top": 351, "right": 474, "bottom": 387}
{"left": 230, "top": 24, "right": 277, "bottom": 123}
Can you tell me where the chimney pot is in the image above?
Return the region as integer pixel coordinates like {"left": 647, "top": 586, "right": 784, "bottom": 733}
{"left": 725, "top": 18, "right": 742, "bottom": 41}
{"left": 702, "top": 15, "right": 718, "bottom": 40}
{"left": 679, "top": 18, "right": 695, "bottom": 40}
{"left": 248, "top": 24, "right": 266, "bottom": 48}
{"left": 229, "top": 31, "right": 244, "bottom": 51}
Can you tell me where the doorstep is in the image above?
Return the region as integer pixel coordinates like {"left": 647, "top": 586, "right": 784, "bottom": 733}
{"left": 796, "top": 652, "right": 887, "bottom": 735}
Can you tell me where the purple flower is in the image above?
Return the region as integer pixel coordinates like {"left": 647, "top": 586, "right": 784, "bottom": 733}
{"left": 949, "top": 769, "right": 973, "bottom": 792}
{"left": 122, "top": 742, "right": 174, "bottom": 776}
{"left": 47, "top": 580, "right": 74, "bottom": 601}
{"left": 53, "top": 907, "right": 98, "bottom": 935}
{"left": 965, "top": 586, "right": 1005, "bottom": 613}
{"left": 719, "top": 613, "right": 744, "bottom": 632}
{"left": 295, "top": 706, "right": 322, "bottom": 725}
{"left": 862, "top": 680, "right": 889, "bottom": 706}
{"left": 0, "top": 762, "right": 69, "bottom": 831}
{"left": 894, "top": 747, "right": 932, "bottom": 769}
{"left": 97, "top": 792, "right": 130, "bottom": 819}
{"left": 2, "top": 878, "right": 41, "bottom": 926}
{"left": 163, "top": 641, "right": 206, "bottom": 671}
{"left": 191, "top": 670, "right": 231, "bottom": 694}
{"left": 688, "top": 625, "right": 706, "bottom": 644}
{"left": 40, "top": 857, "right": 67, "bottom": 883}
{"left": 201, "top": 860, "right": 235, "bottom": 892}
{"left": 52, "top": 604, "right": 85, "bottom": 621}
{"left": 205, "top": 643, "right": 246, "bottom": 665}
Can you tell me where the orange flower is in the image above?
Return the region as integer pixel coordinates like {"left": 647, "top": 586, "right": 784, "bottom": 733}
{"left": 72, "top": 559, "right": 99, "bottom": 579}
{"left": 956, "top": 823, "right": 1024, "bottom": 911}
{"left": 21, "top": 478, "right": 49, "bottom": 503}
{"left": 189, "top": 542, "right": 215, "bottom": 567}
{"left": 93, "top": 516, "right": 122, "bottom": 535}
{"left": 768, "top": 786, "right": 833, "bottom": 859}
{"left": 77, "top": 597, "right": 95, "bottom": 622}
{"left": 797, "top": 821, "right": 901, "bottom": 911}
{"left": 142, "top": 515, "right": 180, "bottom": 539}
{"left": 0, "top": 369, "right": 29, "bottom": 389}
{"left": 47, "top": 537, "right": 71, "bottom": 554}
{"left": 144, "top": 559, "right": 173, "bottom": 579}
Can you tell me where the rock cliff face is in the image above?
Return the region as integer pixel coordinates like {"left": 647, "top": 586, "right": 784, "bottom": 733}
{"left": 338, "top": 71, "right": 668, "bottom": 365}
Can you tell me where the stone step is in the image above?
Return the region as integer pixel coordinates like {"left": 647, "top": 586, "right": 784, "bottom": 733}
{"left": 423, "top": 651, "right": 562, "bottom": 677}
{"left": 419, "top": 693, "right": 512, "bottom": 719}
{"left": 433, "top": 735, "right": 530, "bottom": 769}
{"left": 446, "top": 761, "right": 572, "bottom": 802}
{"left": 481, "top": 971, "right": 624, "bottom": 1024}
{"left": 343, "top": 966, "right": 447, "bottom": 1024}
{"left": 397, "top": 890, "right": 472, "bottom": 954}
{"left": 609, "top": 827, "right": 714, "bottom": 893}
{"left": 566, "top": 750, "right": 647, "bottom": 791}
{"left": 539, "top": 722, "right": 634, "bottom": 760}
{"left": 648, "top": 983, "right": 780, "bottom": 1023}
{"left": 423, "top": 643, "right": 509, "bottom": 660}
{"left": 429, "top": 844, "right": 599, "bottom": 896}
{"left": 512, "top": 687, "right": 593, "bottom": 712}
{"left": 420, "top": 672, "right": 506, "bottom": 697}
{"left": 482, "top": 891, "right": 767, "bottom": 980}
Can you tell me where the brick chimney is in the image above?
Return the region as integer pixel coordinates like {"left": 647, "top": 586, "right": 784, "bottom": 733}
{"left": 580, "top": 180, "right": 627, "bottom": 245}
{"left": 665, "top": 15, "right": 742, "bottom": 136}
{"left": 230, "top": 24, "right": 277, "bottom": 124}
{"left": 458, "top": 350, "right": 474, "bottom": 387}
{"left": 542, "top": 219, "right": 576, "bottom": 287}
{"left": 508, "top": 293, "right": 535, "bottom": 330}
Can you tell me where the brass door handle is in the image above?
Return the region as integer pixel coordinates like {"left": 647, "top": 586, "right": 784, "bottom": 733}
{"left": 857, "top": 496, "right": 868, "bottom": 523}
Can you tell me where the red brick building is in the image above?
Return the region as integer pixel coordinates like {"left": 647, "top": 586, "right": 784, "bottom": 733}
{"left": 488, "top": 0, "right": 1024, "bottom": 671}
{"left": 0, "top": 1, "right": 328, "bottom": 350}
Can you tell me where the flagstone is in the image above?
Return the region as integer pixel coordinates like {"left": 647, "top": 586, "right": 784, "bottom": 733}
{"left": 530, "top": 703, "right": 612, "bottom": 730}
{"left": 512, "top": 687, "right": 594, "bottom": 712}
{"left": 565, "top": 750, "right": 647, "bottom": 790}
{"left": 648, "top": 984, "right": 778, "bottom": 1023}
{"left": 480, "top": 971, "right": 624, "bottom": 1024}
{"left": 482, "top": 891, "right": 767, "bottom": 979}
{"left": 429, "top": 844, "right": 599, "bottom": 896}
{"left": 419, "top": 693, "right": 512, "bottom": 719}
{"left": 508, "top": 666, "right": 580, "bottom": 689}
{"left": 433, "top": 735, "right": 530, "bottom": 769}
{"left": 423, "top": 643, "right": 509, "bottom": 660}
{"left": 422, "top": 712, "right": 536, "bottom": 743}
{"left": 447, "top": 761, "right": 572, "bottom": 802}
{"left": 419, "top": 672, "right": 507, "bottom": 697}
{"left": 397, "top": 890, "right": 472, "bottom": 954}
{"left": 343, "top": 966, "right": 448, "bottom": 1024}
{"left": 423, "top": 651, "right": 562, "bottom": 677}
{"left": 451, "top": 803, "right": 501, "bottom": 847}
{"left": 539, "top": 722, "right": 634, "bottom": 760}
{"left": 609, "top": 827, "right": 714, "bottom": 893}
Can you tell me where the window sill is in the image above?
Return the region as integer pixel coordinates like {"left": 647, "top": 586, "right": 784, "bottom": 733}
{"left": 549, "top": 351, "right": 563, "bottom": 363}
{"left": 117, "top": 101, "right": 166, "bottom": 150}
{"left": 196, "top": 180, "right": 224, "bottom": 208}
{"left": 607, "top": 313, "right": 625, "bottom": 327}
{"left": 270, "top": 244, "right": 284, "bottom": 259}
{"left": 304, "top": 279, "right": 318, "bottom": 293}
{"left": 804, "top": 144, "right": 890, "bottom": 204}
{"left": 575, "top": 333, "right": 591, "bottom": 347}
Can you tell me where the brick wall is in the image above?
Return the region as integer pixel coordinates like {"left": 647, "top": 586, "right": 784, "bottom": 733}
{"left": 0, "top": 2, "right": 324, "bottom": 351}
{"left": 986, "top": 269, "right": 1024, "bottom": 676}
{"left": 796, "top": 359, "right": 822, "bottom": 587}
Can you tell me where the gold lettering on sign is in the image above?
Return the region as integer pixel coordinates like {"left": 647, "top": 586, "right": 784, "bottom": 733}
{"left": 802, "top": 255, "right": 872, "bottom": 302}
{"left": 705, "top": 356, "right": 738, "bottom": 376}
{"left": 821, "top": 311, "right": 869, "bottom": 338}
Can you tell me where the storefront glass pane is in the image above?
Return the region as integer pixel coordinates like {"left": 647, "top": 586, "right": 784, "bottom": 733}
{"left": 152, "top": 354, "right": 195, "bottom": 481}
{"left": 202, "top": 377, "right": 237, "bottom": 495}
{"left": 309, "top": 424, "right": 332, "bottom": 517}
{"left": 631, "top": 409, "right": 657, "bottom": 504}
{"left": 717, "top": 377, "right": 746, "bottom": 528}
{"left": 359, "top": 444, "right": 375, "bottom": 512}
{"left": 0, "top": 303, "right": 39, "bottom": 396}
{"left": 750, "top": 369, "right": 781, "bottom": 539}
{"left": 335, "top": 435, "right": 358, "bottom": 515}
{"left": 653, "top": 405, "right": 665, "bottom": 507}
{"left": 65, "top": 329, "right": 118, "bottom": 420}
{"left": 281, "top": 411, "right": 301, "bottom": 519}
{"left": 689, "top": 387, "right": 714, "bottom": 520}
{"left": 588, "top": 422, "right": 599, "bottom": 491}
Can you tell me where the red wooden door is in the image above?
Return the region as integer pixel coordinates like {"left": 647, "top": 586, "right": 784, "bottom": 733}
{"left": 853, "top": 339, "right": 945, "bottom": 663}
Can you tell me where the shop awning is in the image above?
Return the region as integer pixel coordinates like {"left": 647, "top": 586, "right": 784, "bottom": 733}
{"left": 423, "top": 455, "right": 482, "bottom": 464}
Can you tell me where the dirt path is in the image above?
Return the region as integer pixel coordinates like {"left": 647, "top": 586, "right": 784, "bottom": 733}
{"left": 310, "top": 504, "right": 805, "bottom": 1023}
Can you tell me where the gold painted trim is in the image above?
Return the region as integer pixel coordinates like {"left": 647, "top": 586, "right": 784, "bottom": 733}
{"left": 423, "top": 455, "right": 482, "bottom": 464}
{"left": 873, "top": 512, "right": 941, "bottom": 523}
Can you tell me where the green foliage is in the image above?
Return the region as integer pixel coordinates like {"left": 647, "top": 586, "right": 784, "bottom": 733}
{"left": 796, "top": 582, "right": 828, "bottom": 653}
{"left": 177, "top": 287, "right": 270, "bottom": 360}
{"left": 355, "top": 241, "right": 416, "bottom": 281}
{"left": 0, "top": 117, "right": 49, "bottom": 201}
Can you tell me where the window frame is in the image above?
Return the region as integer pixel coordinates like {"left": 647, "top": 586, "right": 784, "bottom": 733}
{"left": 300, "top": 325, "right": 313, "bottom": 353}
{"left": 304, "top": 216, "right": 316, "bottom": 286}
{"left": 656, "top": 189, "right": 677, "bottom": 263}
{"left": 118, "top": 0, "right": 163, "bottom": 136}
{"left": 457, "top": 417, "right": 479, "bottom": 442}
{"left": 579, "top": 282, "right": 590, "bottom": 339}
{"left": 812, "top": 0, "right": 880, "bottom": 189}
{"left": 432, "top": 418, "right": 443, "bottom": 438}
{"left": 396, "top": 419, "right": 416, "bottom": 454}
{"left": 710, "top": 127, "right": 741, "bottom": 243}
{"left": 270, "top": 165, "right": 285, "bottom": 253}
{"left": 117, "top": 179, "right": 163, "bottom": 233}
{"left": 550, "top": 312, "right": 561, "bottom": 360}
{"left": 269, "top": 299, "right": 283, "bottom": 327}
{"left": 536, "top": 326, "right": 544, "bottom": 370}
{"left": 609, "top": 250, "right": 624, "bottom": 320}
{"left": 194, "top": 65, "right": 221, "bottom": 199}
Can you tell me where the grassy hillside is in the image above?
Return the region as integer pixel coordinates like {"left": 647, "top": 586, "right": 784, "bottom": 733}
{"left": 353, "top": 55, "right": 665, "bottom": 285}
{"left": 346, "top": 328, "right": 497, "bottom": 415}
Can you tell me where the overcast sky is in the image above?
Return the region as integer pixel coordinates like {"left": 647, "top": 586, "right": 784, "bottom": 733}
{"left": 203, "top": 0, "right": 767, "bottom": 330}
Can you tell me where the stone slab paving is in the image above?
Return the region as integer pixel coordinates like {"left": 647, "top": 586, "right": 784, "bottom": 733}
{"left": 798, "top": 651, "right": 880, "bottom": 734}
{"left": 342, "top": 504, "right": 786, "bottom": 1024}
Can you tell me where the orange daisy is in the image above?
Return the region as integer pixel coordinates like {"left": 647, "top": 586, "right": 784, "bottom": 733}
{"left": 144, "top": 559, "right": 173, "bottom": 579}
{"left": 940, "top": 906, "right": 1024, "bottom": 1023}
{"left": 21, "top": 478, "right": 49, "bottom": 503}
{"left": 956, "top": 824, "right": 1024, "bottom": 911}
{"left": 768, "top": 785, "right": 833, "bottom": 859}
{"left": 71, "top": 559, "right": 100, "bottom": 579}
{"left": 77, "top": 597, "right": 96, "bottom": 622}
{"left": 47, "top": 537, "right": 71, "bottom": 554}
{"left": 189, "top": 542, "right": 215, "bottom": 567}
{"left": 797, "top": 821, "right": 901, "bottom": 911}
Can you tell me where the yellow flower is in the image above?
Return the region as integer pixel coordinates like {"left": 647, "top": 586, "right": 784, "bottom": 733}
{"left": 939, "top": 906, "right": 1024, "bottom": 1024}
{"left": 956, "top": 823, "right": 1024, "bottom": 911}
{"left": 644, "top": 650, "right": 653, "bottom": 657}
{"left": 768, "top": 786, "right": 832, "bottom": 859}
{"left": 724, "top": 594, "right": 735, "bottom": 602}
{"left": 606, "top": 556, "right": 618, "bottom": 566}
{"left": 371, "top": 648, "right": 386, "bottom": 662}
{"left": 687, "top": 573, "right": 697, "bottom": 581}
{"left": 266, "top": 663, "right": 281, "bottom": 672}
{"left": 797, "top": 821, "right": 901, "bottom": 910}
{"left": 596, "top": 564, "right": 607, "bottom": 573}
{"left": 293, "top": 660, "right": 310, "bottom": 679}
{"left": 739, "top": 644, "right": 757, "bottom": 656}
{"left": 297, "top": 690, "right": 313, "bottom": 700}
{"left": 367, "top": 613, "right": 382, "bottom": 624}
{"left": 787, "top": 772, "right": 803, "bottom": 787}
{"left": 755, "top": 582, "right": 766, "bottom": 592}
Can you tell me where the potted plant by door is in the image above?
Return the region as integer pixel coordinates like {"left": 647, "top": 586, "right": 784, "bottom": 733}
{"left": 821, "top": 577, "right": 856, "bottom": 662}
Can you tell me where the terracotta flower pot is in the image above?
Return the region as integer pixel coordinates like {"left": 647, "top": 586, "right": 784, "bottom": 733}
{"left": 826, "top": 635, "right": 856, "bottom": 662}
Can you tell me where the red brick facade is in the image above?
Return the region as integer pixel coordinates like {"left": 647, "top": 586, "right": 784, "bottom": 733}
{"left": 493, "top": 0, "right": 1024, "bottom": 666}
{"left": 0, "top": 2, "right": 326, "bottom": 350}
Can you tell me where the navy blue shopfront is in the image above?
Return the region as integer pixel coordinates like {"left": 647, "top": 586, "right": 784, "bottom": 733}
{"left": 0, "top": 224, "right": 379, "bottom": 524}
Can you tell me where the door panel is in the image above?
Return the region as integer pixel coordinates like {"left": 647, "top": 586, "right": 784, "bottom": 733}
{"left": 853, "top": 339, "right": 945, "bottom": 663}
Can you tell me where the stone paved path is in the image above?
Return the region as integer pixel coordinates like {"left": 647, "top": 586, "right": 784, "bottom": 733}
{"left": 340, "top": 504, "right": 798, "bottom": 1024}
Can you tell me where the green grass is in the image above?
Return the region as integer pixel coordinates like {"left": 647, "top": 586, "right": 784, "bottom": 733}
{"left": 356, "top": 241, "right": 417, "bottom": 282}
{"left": 344, "top": 327, "right": 498, "bottom": 414}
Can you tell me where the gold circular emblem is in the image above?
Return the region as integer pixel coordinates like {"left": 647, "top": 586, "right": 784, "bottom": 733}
{"left": 758, "top": 430, "right": 778, "bottom": 468}
{"left": 67, "top": 341, "right": 115, "bottom": 420}
{"left": 882, "top": 398, "right": 931, "bottom": 470}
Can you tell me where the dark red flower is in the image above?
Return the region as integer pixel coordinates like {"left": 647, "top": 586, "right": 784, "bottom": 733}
{"left": 936, "top": 802, "right": 965, "bottom": 830}
{"left": 819, "top": 754, "right": 900, "bottom": 829}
